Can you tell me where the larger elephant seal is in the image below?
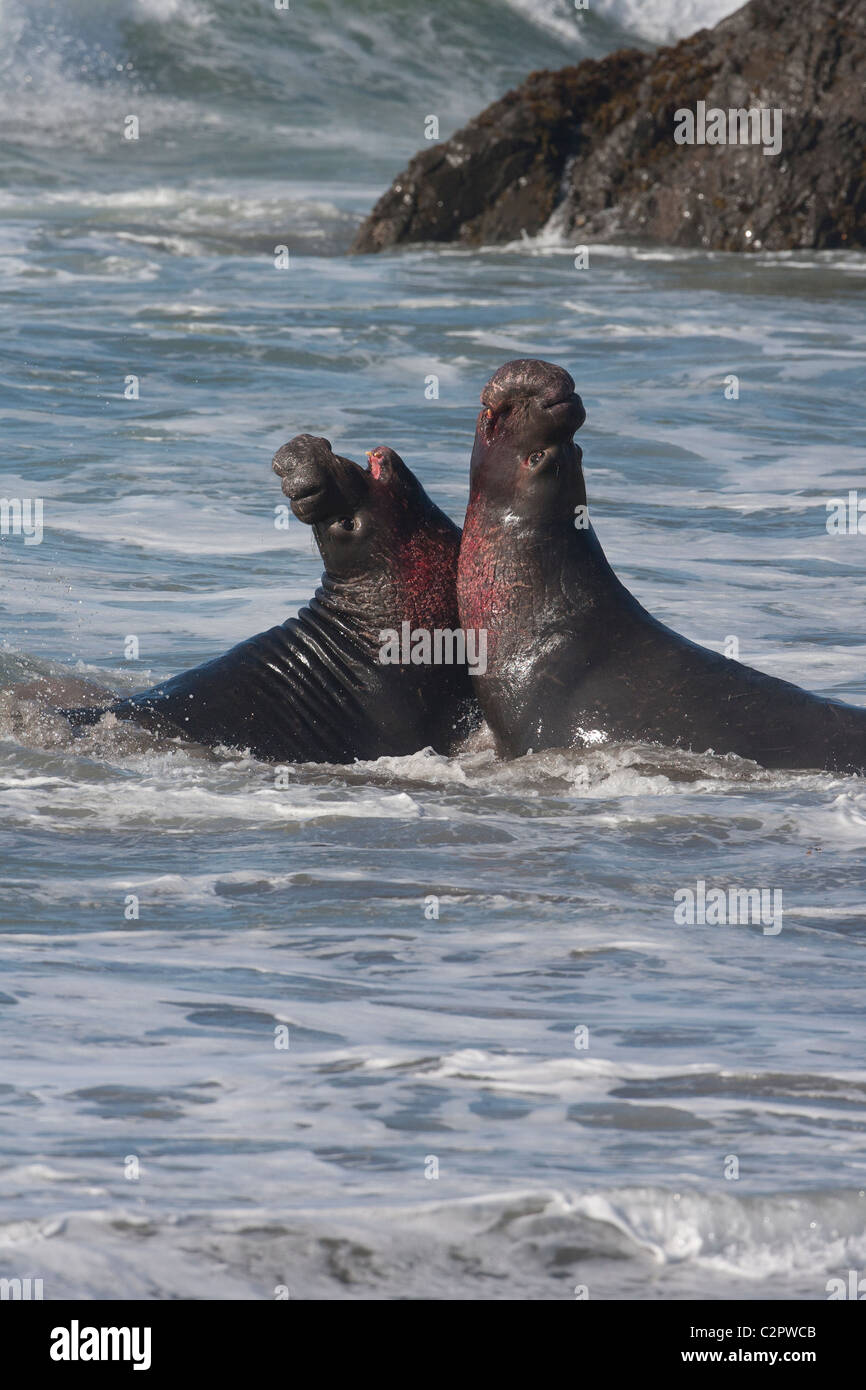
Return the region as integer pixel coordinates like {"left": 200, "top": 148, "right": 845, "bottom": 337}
{"left": 64, "top": 437, "right": 477, "bottom": 763}
{"left": 457, "top": 359, "right": 866, "bottom": 775}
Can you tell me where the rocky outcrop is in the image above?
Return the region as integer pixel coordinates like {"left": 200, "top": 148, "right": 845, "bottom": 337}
{"left": 352, "top": 0, "right": 865, "bottom": 254}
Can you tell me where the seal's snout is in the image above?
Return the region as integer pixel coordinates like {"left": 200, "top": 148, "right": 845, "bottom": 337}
{"left": 480, "top": 359, "right": 585, "bottom": 443}
{"left": 272, "top": 434, "right": 366, "bottom": 525}
{"left": 272, "top": 433, "right": 329, "bottom": 485}
{"left": 272, "top": 434, "right": 331, "bottom": 521}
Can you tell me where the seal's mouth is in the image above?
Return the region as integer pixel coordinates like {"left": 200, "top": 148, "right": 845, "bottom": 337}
{"left": 365, "top": 447, "right": 388, "bottom": 481}
{"left": 284, "top": 481, "right": 328, "bottom": 524}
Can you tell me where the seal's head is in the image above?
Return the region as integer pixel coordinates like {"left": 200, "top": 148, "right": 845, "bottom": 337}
{"left": 470, "top": 359, "right": 586, "bottom": 520}
{"left": 458, "top": 361, "right": 588, "bottom": 651}
{"left": 272, "top": 434, "right": 460, "bottom": 633}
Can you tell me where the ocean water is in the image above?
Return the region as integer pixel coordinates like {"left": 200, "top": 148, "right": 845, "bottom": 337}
{"left": 2, "top": 0, "right": 866, "bottom": 1301}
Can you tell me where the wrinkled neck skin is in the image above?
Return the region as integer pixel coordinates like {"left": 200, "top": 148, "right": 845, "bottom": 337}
{"left": 312, "top": 569, "right": 401, "bottom": 649}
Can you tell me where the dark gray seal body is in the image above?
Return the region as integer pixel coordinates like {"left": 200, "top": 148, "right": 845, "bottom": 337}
{"left": 64, "top": 438, "right": 476, "bottom": 763}
{"left": 457, "top": 359, "right": 866, "bottom": 775}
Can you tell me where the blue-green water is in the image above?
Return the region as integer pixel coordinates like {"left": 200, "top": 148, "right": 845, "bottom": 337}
{"left": 1, "top": 0, "right": 865, "bottom": 1300}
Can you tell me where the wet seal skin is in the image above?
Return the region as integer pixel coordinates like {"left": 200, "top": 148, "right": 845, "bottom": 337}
{"left": 457, "top": 358, "right": 866, "bottom": 775}
{"left": 63, "top": 436, "right": 477, "bottom": 763}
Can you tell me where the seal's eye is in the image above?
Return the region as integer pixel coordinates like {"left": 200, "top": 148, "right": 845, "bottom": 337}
{"left": 528, "top": 451, "right": 545, "bottom": 466}
{"left": 336, "top": 516, "right": 357, "bottom": 531}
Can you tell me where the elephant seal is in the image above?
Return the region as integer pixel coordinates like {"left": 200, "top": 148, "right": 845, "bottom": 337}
{"left": 63, "top": 437, "right": 477, "bottom": 763}
{"left": 457, "top": 359, "right": 866, "bottom": 774}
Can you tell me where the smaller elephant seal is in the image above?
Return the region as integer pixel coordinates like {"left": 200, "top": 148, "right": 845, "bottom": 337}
{"left": 64, "top": 437, "right": 477, "bottom": 763}
{"left": 457, "top": 358, "right": 866, "bottom": 775}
